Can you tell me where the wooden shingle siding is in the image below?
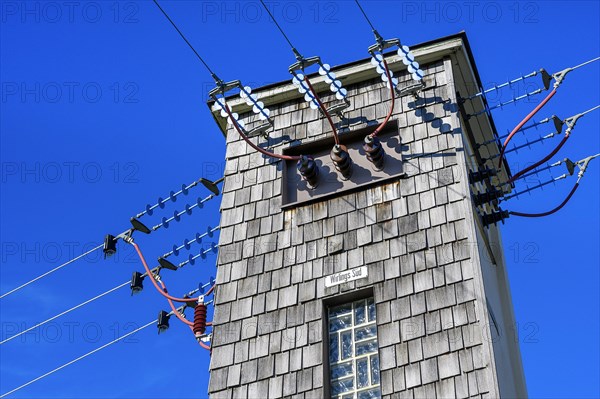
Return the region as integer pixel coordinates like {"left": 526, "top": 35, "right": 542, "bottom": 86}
{"left": 209, "top": 55, "right": 499, "bottom": 398}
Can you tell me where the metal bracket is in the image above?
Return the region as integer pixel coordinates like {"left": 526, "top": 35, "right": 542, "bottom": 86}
{"left": 552, "top": 67, "right": 573, "bottom": 89}
{"left": 327, "top": 99, "right": 351, "bottom": 119}
{"left": 157, "top": 257, "right": 178, "bottom": 271}
{"left": 367, "top": 36, "right": 399, "bottom": 54}
{"left": 246, "top": 121, "right": 273, "bottom": 140}
{"left": 563, "top": 112, "right": 585, "bottom": 135}
{"left": 103, "top": 234, "right": 117, "bottom": 259}
{"left": 563, "top": 158, "right": 575, "bottom": 176}
{"left": 130, "top": 217, "right": 151, "bottom": 234}
{"left": 575, "top": 153, "right": 599, "bottom": 181}
{"left": 199, "top": 333, "right": 211, "bottom": 343}
{"left": 288, "top": 55, "right": 321, "bottom": 73}
{"left": 548, "top": 115, "right": 564, "bottom": 133}
{"left": 540, "top": 68, "right": 552, "bottom": 90}
{"left": 481, "top": 209, "right": 510, "bottom": 227}
{"left": 208, "top": 79, "right": 242, "bottom": 98}
{"left": 396, "top": 81, "right": 425, "bottom": 98}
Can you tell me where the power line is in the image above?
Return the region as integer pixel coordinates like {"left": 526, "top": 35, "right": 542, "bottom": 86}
{"left": 259, "top": 0, "right": 302, "bottom": 59}
{"left": 1, "top": 281, "right": 129, "bottom": 345}
{"left": 0, "top": 316, "right": 159, "bottom": 398}
{"left": 152, "top": 0, "right": 221, "bottom": 82}
{"left": 354, "top": 0, "right": 376, "bottom": 32}
{"left": 571, "top": 57, "right": 600, "bottom": 70}
{"left": 0, "top": 244, "right": 103, "bottom": 299}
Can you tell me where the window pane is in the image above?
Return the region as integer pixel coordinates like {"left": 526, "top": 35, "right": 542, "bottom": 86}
{"left": 370, "top": 355, "right": 380, "bottom": 385}
{"left": 356, "top": 339, "right": 378, "bottom": 356}
{"left": 355, "top": 325, "right": 377, "bottom": 341}
{"left": 331, "top": 361, "right": 353, "bottom": 380}
{"left": 329, "top": 333, "right": 339, "bottom": 364}
{"left": 330, "top": 303, "right": 352, "bottom": 317}
{"left": 367, "top": 298, "right": 376, "bottom": 322}
{"left": 341, "top": 331, "right": 353, "bottom": 359}
{"left": 356, "top": 358, "right": 369, "bottom": 388}
{"left": 358, "top": 388, "right": 381, "bottom": 399}
{"left": 330, "top": 314, "right": 352, "bottom": 332}
{"left": 331, "top": 377, "right": 354, "bottom": 396}
{"left": 354, "top": 300, "right": 366, "bottom": 325}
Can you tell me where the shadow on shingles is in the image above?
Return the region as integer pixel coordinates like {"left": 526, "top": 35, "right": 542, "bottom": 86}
{"left": 407, "top": 92, "right": 458, "bottom": 135}
{"left": 403, "top": 152, "right": 454, "bottom": 160}
{"left": 255, "top": 135, "right": 303, "bottom": 166}
{"left": 259, "top": 134, "right": 296, "bottom": 147}
{"left": 407, "top": 95, "right": 450, "bottom": 109}
{"left": 386, "top": 136, "right": 409, "bottom": 154}
{"left": 336, "top": 116, "right": 375, "bottom": 132}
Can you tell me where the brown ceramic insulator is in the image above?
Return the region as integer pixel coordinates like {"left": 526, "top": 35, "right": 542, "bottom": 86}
{"left": 363, "top": 135, "right": 385, "bottom": 170}
{"left": 330, "top": 145, "right": 353, "bottom": 179}
{"left": 193, "top": 303, "right": 207, "bottom": 336}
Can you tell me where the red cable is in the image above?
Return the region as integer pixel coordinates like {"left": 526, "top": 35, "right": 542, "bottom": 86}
{"left": 370, "top": 58, "right": 395, "bottom": 138}
{"left": 222, "top": 103, "right": 300, "bottom": 161}
{"left": 131, "top": 242, "right": 197, "bottom": 303}
{"left": 498, "top": 88, "right": 557, "bottom": 169}
{"left": 186, "top": 325, "right": 211, "bottom": 350}
{"left": 158, "top": 280, "right": 194, "bottom": 327}
{"left": 508, "top": 133, "right": 570, "bottom": 184}
{"left": 206, "top": 284, "right": 215, "bottom": 296}
{"left": 131, "top": 241, "right": 212, "bottom": 349}
{"left": 509, "top": 183, "right": 579, "bottom": 217}
{"left": 303, "top": 76, "right": 340, "bottom": 145}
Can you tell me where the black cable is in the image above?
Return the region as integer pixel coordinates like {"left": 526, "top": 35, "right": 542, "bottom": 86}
{"left": 509, "top": 183, "right": 579, "bottom": 218}
{"left": 259, "top": 0, "right": 302, "bottom": 58}
{"left": 152, "top": 0, "right": 221, "bottom": 82}
{"left": 354, "top": 0, "right": 377, "bottom": 32}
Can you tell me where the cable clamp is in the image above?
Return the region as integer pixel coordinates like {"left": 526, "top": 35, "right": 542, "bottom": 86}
{"left": 563, "top": 112, "right": 585, "bottom": 136}
{"left": 327, "top": 99, "right": 351, "bottom": 119}
{"left": 288, "top": 55, "right": 321, "bottom": 73}
{"left": 208, "top": 79, "right": 241, "bottom": 98}
{"left": 575, "top": 154, "right": 599, "bottom": 182}
{"left": 123, "top": 235, "right": 135, "bottom": 244}
{"left": 246, "top": 121, "right": 273, "bottom": 140}
{"left": 367, "top": 35, "right": 399, "bottom": 53}
{"left": 396, "top": 80, "right": 425, "bottom": 98}
{"left": 199, "top": 333, "right": 211, "bottom": 343}
{"left": 552, "top": 67, "right": 573, "bottom": 89}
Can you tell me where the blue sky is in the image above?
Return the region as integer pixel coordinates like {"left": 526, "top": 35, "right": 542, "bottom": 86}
{"left": 1, "top": 1, "right": 599, "bottom": 398}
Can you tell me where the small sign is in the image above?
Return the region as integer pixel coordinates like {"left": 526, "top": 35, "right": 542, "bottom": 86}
{"left": 325, "top": 266, "right": 368, "bottom": 288}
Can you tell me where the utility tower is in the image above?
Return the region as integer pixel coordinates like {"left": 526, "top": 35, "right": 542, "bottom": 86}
{"left": 207, "top": 32, "right": 527, "bottom": 398}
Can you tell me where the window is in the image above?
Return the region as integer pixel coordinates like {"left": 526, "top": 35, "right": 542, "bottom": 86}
{"left": 328, "top": 298, "right": 381, "bottom": 399}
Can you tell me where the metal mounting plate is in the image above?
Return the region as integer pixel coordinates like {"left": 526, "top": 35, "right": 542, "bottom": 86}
{"left": 282, "top": 120, "right": 405, "bottom": 209}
